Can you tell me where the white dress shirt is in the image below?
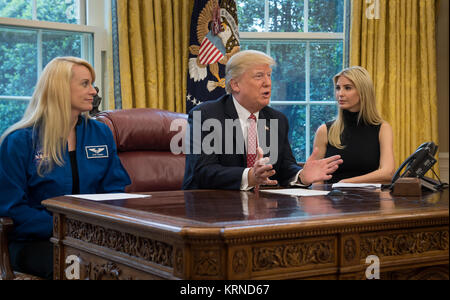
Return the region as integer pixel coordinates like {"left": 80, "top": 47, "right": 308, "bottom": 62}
{"left": 232, "top": 97, "right": 303, "bottom": 190}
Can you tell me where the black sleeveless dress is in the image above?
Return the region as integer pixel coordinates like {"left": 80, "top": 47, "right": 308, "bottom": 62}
{"left": 325, "top": 110, "right": 381, "bottom": 184}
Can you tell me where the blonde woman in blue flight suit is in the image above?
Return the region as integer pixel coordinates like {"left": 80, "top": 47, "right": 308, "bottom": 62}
{"left": 0, "top": 57, "right": 131, "bottom": 279}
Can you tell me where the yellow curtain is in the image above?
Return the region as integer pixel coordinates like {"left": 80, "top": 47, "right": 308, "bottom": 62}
{"left": 350, "top": 0, "right": 440, "bottom": 176}
{"left": 115, "top": 0, "right": 194, "bottom": 112}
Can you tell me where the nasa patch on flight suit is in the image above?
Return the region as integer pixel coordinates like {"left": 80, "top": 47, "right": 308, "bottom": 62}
{"left": 85, "top": 145, "right": 109, "bottom": 159}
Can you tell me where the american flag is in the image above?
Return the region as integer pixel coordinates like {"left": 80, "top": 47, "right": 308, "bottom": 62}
{"left": 198, "top": 32, "right": 225, "bottom": 65}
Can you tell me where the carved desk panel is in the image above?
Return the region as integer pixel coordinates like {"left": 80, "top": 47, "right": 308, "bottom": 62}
{"left": 43, "top": 187, "right": 449, "bottom": 280}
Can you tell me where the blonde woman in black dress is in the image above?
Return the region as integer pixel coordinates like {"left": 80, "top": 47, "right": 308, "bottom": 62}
{"left": 313, "top": 66, "right": 395, "bottom": 184}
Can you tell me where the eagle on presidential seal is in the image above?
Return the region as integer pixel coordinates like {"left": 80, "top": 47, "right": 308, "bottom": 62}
{"left": 188, "top": 0, "right": 240, "bottom": 93}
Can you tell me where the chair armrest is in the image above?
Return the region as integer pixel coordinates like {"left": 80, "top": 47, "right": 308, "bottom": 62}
{"left": 0, "top": 217, "right": 15, "bottom": 280}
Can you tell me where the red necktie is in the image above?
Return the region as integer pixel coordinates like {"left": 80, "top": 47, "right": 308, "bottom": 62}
{"left": 247, "top": 114, "right": 257, "bottom": 168}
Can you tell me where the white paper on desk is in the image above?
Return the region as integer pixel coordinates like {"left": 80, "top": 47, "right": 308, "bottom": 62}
{"left": 260, "top": 189, "right": 329, "bottom": 197}
{"left": 66, "top": 193, "right": 150, "bottom": 201}
{"left": 332, "top": 183, "right": 381, "bottom": 189}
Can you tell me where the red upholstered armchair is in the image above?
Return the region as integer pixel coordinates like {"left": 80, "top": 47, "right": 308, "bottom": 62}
{"left": 95, "top": 108, "right": 188, "bottom": 192}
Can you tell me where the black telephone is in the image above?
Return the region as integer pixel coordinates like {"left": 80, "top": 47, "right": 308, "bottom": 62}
{"left": 389, "top": 142, "right": 447, "bottom": 192}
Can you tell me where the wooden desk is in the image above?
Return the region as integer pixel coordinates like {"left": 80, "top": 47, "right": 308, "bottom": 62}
{"left": 42, "top": 187, "right": 449, "bottom": 280}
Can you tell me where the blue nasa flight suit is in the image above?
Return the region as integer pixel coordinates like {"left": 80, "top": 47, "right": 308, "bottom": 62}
{"left": 0, "top": 116, "right": 131, "bottom": 242}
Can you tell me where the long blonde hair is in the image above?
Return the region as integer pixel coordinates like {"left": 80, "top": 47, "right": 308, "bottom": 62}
{"left": 328, "top": 66, "right": 383, "bottom": 149}
{"left": 0, "top": 57, "right": 95, "bottom": 175}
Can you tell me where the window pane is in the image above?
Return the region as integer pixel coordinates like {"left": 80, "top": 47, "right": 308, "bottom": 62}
{"left": 310, "top": 104, "right": 338, "bottom": 152}
{"left": 0, "top": 27, "right": 38, "bottom": 97}
{"left": 237, "top": 0, "right": 307, "bottom": 33}
{"left": 310, "top": 41, "right": 343, "bottom": 101}
{"left": 269, "top": 0, "right": 304, "bottom": 32}
{"left": 268, "top": 104, "right": 338, "bottom": 162}
{"left": 42, "top": 31, "right": 92, "bottom": 66}
{"left": 270, "top": 104, "right": 306, "bottom": 162}
{"left": 0, "top": 26, "right": 93, "bottom": 97}
{"left": 0, "top": 26, "right": 93, "bottom": 135}
{"left": 0, "top": 0, "right": 32, "bottom": 19}
{"left": 0, "top": 0, "right": 80, "bottom": 24}
{"left": 240, "top": 40, "right": 267, "bottom": 52}
{"left": 37, "top": 0, "right": 79, "bottom": 24}
{"left": 308, "top": 0, "right": 344, "bottom": 32}
{"left": 237, "top": 0, "right": 265, "bottom": 32}
{"left": 0, "top": 98, "right": 28, "bottom": 135}
{"left": 241, "top": 40, "right": 307, "bottom": 102}
{"left": 271, "top": 41, "right": 306, "bottom": 101}
{"left": 242, "top": 41, "right": 344, "bottom": 103}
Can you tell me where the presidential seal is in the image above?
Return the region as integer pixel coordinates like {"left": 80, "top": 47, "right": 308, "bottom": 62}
{"left": 188, "top": 0, "right": 240, "bottom": 93}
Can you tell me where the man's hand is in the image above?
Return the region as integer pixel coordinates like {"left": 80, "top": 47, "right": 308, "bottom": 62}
{"left": 248, "top": 147, "right": 278, "bottom": 187}
{"left": 299, "top": 147, "right": 343, "bottom": 185}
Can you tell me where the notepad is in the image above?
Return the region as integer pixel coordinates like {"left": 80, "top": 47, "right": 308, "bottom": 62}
{"left": 66, "top": 193, "right": 151, "bottom": 201}
{"left": 331, "top": 183, "right": 381, "bottom": 189}
{"left": 260, "top": 189, "right": 330, "bottom": 197}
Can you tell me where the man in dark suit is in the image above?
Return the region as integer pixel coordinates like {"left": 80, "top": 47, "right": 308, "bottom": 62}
{"left": 183, "top": 50, "right": 342, "bottom": 190}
